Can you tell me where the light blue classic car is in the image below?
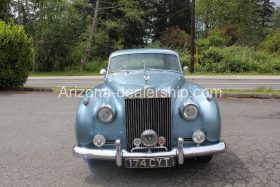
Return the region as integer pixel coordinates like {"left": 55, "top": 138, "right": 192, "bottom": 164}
{"left": 73, "top": 49, "right": 225, "bottom": 168}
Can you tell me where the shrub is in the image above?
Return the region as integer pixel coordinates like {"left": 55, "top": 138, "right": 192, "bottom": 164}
{"left": 260, "top": 29, "right": 280, "bottom": 54}
{"left": 197, "top": 29, "right": 231, "bottom": 50}
{"left": 199, "top": 46, "right": 279, "bottom": 73}
{"left": 180, "top": 53, "right": 191, "bottom": 67}
{"left": 218, "top": 24, "right": 240, "bottom": 45}
{"left": 0, "top": 21, "right": 33, "bottom": 89}
{"left": 85, "top": 58, "right": 108, "bottom": 72}
{"left": 63, "top": 58, "right": 108, "bottom": 72}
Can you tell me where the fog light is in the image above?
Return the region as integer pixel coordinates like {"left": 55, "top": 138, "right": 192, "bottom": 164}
{"left": 192, "top": 130, "right": 205, "bottom": 144}
{"left": 93, "top": 134, "right": 106, "bottom": 147}
{"left": 133, "top": 138, "right": 141, "bottom": 147}
{"left": 158, "top": 136, "right": 166, "bottom": 146}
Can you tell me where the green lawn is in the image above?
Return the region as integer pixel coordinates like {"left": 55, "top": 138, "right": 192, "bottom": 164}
{"left": 220, "top": 87, "right": 280, "bottom": 95}
{"left": 188, "top": 72, "right": 280, "bottom": 76}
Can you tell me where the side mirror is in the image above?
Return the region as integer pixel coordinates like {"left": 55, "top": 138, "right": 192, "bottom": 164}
{"left": 183, "top": 66, "right": 188, "bottom": 71}
{"left": 100, "top": 69, "right": 106, "bottom": 75}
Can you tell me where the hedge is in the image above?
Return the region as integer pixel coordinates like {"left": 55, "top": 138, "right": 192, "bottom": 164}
{"left": 0, "top": 21, "right": 33, "bottom": 89}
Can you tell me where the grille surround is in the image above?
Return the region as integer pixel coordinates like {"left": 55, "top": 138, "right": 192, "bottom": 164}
{"left": 125, "top": 95, "right": 172, "bottom": 152}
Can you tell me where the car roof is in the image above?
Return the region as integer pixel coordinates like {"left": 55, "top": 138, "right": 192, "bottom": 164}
{"left": 109, "top": 48, "right": 178, "bottom": 58}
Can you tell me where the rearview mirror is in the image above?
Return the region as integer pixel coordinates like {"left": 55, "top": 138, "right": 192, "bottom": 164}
{"left": 100, "top": 69, "right": 106, "bottom": 75}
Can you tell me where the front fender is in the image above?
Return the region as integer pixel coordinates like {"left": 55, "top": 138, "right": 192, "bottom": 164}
{"left": 172, "top": 80, "right": 221, "bottom": 144}
{"left": 75, "top": 84, "right": 126, "bottom": 146}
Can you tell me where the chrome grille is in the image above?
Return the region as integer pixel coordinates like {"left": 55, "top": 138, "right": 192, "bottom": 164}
{"left": 125, "top": 97, "right": 172, "bottom": 152}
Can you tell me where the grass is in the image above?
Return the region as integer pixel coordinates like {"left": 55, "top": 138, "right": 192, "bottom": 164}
{"left": 221, "top": 87, "right": 280, "bottom": 95}
{"left": 187, "top": 72, "right": 280, "bottom": 76}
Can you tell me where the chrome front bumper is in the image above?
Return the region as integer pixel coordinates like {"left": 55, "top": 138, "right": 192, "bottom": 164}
{"left": 73, "top": 138, "right": 226, "bottom": 167}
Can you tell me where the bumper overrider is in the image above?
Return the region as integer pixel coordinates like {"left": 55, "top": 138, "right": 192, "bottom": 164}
{"left": 73, "top": 138, "right": 226, "bottom": 167}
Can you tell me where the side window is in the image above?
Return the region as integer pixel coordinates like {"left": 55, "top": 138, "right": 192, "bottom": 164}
{"left": 165, "top": 55, "right": 180, "bottom": 71}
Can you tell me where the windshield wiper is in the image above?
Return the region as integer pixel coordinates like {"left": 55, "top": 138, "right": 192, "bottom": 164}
{"left": 145, "top": 68, "right": 163, "bottom": 71}
{"left": 109, "top": 70, "right": 129, "bottom": 74}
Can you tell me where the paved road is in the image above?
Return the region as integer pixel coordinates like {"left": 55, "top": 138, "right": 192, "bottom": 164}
{"left": 25, "top": 76, "right": 280, "bottom": 89}
{"left": 0, "top": 92, "right": 280, "bottom": 186}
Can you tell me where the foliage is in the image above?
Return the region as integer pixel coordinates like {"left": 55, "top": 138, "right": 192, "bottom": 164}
{"left": 151, "top": 0, "right": 192, "bottom": 40}
{"left": 1, "top": 0, "right": 280, "bottom": 74}
{"left": 180, "top": 53, "right": 191, "bottom": 67}
{"left": 34, "top": 0, "right": 87, "bottom": 72}
{"left": 64, "top": 58, "right": 108, "bottom": 72}
{"left": 257, "top": 0, "right": 275, "bottom": 28}
{"left": 0, "top": 0, "right": 10, "bottom": 21}
{"left": 260, "top": 29, "right": 280, "bottom": 53}
{"left": 196, "top": 0, "right": 270, "bottom": 45}
{"left": 0, "top": 21, "right": 33, "bottom": 88}
{"left": 272, "top": 7, "right": 280, "bottom": 29}
{"left": 197, "top": 29, "right": 231, "bottom": 49}
{"left": 160, "top": 26, "right": 191, "bottom": 49}
{"left": 198, "top": 46, "right": 280, "bottom": 73}
{"left": 85, "top": 59, "right": 108, "bottom": 72}
{"left": 219, "top": 25, "right": 240, "bottom": 45}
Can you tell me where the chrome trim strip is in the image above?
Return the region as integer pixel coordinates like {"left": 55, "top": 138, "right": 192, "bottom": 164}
{"left": 131, "top": 146, "right": 168, "bottom": 152}
{"left": 73, "top": 146, "right": 115, "bottom": 160}
{"left": 73, "top": 141, "right": 226, "bottom": 164}
{"left": 183, "top": 142, "right": 225, "bottom": 157}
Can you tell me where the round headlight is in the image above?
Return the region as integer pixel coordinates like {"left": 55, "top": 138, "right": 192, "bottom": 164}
{"left": 93, "top": 134, "right": 106, "bottom": 147}
{"left": 97, "top": 106, "right": 114, "bottom": 123}
{"left": 182, "top": 103, "right": 199, "bottom": 120}
{"left": 192, "top": 130, "right": 205, "bottom": 144}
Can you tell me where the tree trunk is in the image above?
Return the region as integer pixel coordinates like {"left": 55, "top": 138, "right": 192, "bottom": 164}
{"left": 32, "top": 0, "right": 43, "bottom": 72}
{"left": 80, "top": 0, "right": 100, "bottom": 72}
{"left": 17, "top": 0, "right": 22, "bottom": 24}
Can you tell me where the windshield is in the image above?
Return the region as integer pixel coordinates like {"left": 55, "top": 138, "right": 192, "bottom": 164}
{"left": 109, "top": 53, "right": 181, "bottom": 73}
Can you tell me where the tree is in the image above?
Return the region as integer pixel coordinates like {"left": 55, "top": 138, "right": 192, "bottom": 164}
{"left": 80, "top": 0, "right": 100, "bottom": 72}
{"left": 160, "top": 26, "right": 191, "bottom": 49}
{"left": 83, "top": 0, "right": 147, "bottom": 56}
{"left": 31, "top": 0, "right": 88, "bottom": 71}
{"left": 257, "top": 0, "right": 275, "bottom": 28}
{"left": 196, "top": 0, "right": 260, "bottom": 46}
{"left": 272, "top": 7, "right": 280, "bottom": 29}
{"left": 151, "top": 0, "right": 191, "bottom": 41}
{"left": 196, "top": 0, "right": 217, "bottom": 37}
{"left": 0, "top": 0, "right": 11, "bottom": 21}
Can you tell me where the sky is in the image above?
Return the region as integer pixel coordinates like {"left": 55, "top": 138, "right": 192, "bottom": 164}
{"left": 273, "top": 0, "right": 280, "bottom": 7}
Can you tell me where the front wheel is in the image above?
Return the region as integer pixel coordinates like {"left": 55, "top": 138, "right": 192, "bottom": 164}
{"left": 85, "top": 159, "right": 115, "bottom": 171}
{"left": 85, "top": 159, "right": 96, "bottom": 167}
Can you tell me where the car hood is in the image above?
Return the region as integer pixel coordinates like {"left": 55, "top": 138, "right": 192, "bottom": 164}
{"left": 105, "top": 70, "right": 183, "bottom": 94}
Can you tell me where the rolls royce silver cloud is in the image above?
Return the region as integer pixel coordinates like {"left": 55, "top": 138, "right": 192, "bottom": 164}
{"left": 73, "top": 49, "right": 225, "bottom": 168}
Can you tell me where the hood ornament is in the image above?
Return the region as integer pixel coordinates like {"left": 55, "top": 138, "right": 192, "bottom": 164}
{"left": 144, "top": 75, "right": 150, "bottom": 86}
{"left": 143, "top": 60, "right": 150, "bottom": 87}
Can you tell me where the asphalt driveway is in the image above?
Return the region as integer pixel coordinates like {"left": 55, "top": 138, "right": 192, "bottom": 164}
{"left": 0, "top": 92, "right": 280, "bottom": 187}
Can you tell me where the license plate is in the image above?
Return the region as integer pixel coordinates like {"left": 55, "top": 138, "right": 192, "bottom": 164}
{"left": 125, "top": 157, "right": 175, "bottom": 168}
